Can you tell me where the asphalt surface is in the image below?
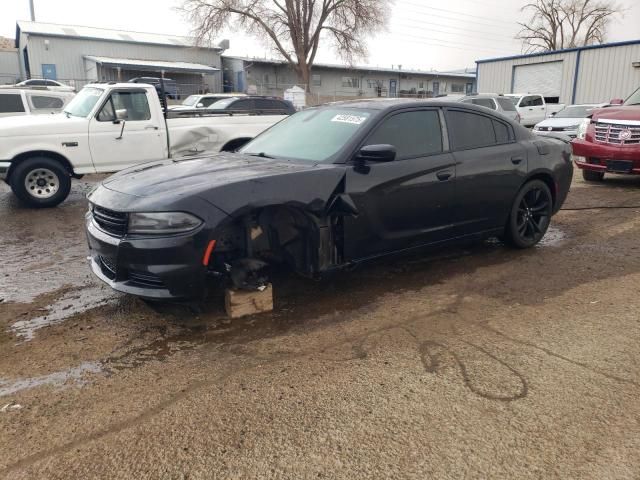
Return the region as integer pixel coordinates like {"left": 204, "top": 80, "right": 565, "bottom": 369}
{"left": 1, "top": 170, "right": 640, "bottom": 479}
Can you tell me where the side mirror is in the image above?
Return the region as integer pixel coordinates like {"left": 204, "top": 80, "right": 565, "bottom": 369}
{"left": 609, "top": 98, "right": 624, "bottom": 105}
{"left": 356, "top": 144, "right": 396, "bottom": 163}
{"left": 115, "top": 108, "right": 128, "bottom": 121}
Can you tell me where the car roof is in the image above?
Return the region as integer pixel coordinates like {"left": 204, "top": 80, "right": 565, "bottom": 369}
{"left": 317, "top": 98, "right": 477, "bottom": 111}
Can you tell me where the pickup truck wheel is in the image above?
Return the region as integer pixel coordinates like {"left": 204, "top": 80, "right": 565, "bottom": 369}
{"left": 505, "top": 180, "right": 552, "bottom": 249}
{"left": 582, "top": 170, "right": 605, "bottom": 182}
{"left": 9, "top": 157, "right": 71, "bottom": 208}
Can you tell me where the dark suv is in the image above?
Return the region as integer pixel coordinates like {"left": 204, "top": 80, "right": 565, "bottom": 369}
{"left": 207, "top": 96, "right": 296, "bottom": 115}
{"left": 128, "top": 77, "right": 179, "bottom": 99}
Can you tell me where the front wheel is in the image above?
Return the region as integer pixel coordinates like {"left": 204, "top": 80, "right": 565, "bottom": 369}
{"left": 9, "top": 157, "right": 71, "bottom": 208}
{"left": 505, "top": 180, "right": 553, "bottom": 249}
{"left": 582, "top": 170, "right": 604, "bottom": 182}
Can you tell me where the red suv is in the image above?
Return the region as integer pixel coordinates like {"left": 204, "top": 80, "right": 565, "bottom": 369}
{"left": 571, "top": 87, "right": 640, "bottom": 181}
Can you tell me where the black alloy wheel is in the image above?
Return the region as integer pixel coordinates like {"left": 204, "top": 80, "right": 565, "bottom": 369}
{"left": 507, "top": 180, "right": 553, "bottom": 248}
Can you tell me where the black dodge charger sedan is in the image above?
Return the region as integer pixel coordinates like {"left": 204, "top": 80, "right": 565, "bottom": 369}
{"left": 86, "top": 99, "right": 573, "bottom": 299}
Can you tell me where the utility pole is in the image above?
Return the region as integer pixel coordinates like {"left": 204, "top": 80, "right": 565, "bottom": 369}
{"left": 29, "top": 0, "right": 36, "bottom": 21}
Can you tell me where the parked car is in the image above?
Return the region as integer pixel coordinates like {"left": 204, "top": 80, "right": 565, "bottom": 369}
{"left": 207, "top": 96, "right": 296, "bottom": 115}
{"left": 168, "top": 93, "right": 247, "bottom": 111}
{"left": 85, "top": 99, "right": 573, "bottom": 300}
{"left": 128, "top": 77, "right": 179, "bottom": 99}
{"left": 533, "top": 104, "right": 607, "bottom": 139}
{"left": 0, "top": 83, "right": 291, "bottom": 207}
{"left": 505, "top": 94, "right": 565, "bottom": 127}
{"left": 0, "top": 88, "right": 75, "bottom": 118}
{"left": 459, "top": 94, "right": 520, "bottom": 123}
{"left": 15, "top": 79, "right": 75, "bottom": 92}
{"left": 572, "top": 87, "right": 640, "bottom": 181}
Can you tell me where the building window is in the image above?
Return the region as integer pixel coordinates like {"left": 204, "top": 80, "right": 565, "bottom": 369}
{"left": 263, "top": 74, "right": 270, "bottom": 85}
{"left": 312, "top": 74, "right": 321, "bottom": 86}
{"left": 451, "top": 83, "right": 465, "bottom": 93}
{"left": 342, "top": 77, "right": 360, "bottom": 88}
{"left": 419, "top": 81, "right": 424, "bottom": 89}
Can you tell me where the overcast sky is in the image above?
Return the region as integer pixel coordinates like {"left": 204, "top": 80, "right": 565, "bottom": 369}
{"left": 2, "top": 0, "right": 639, "bottom": 70}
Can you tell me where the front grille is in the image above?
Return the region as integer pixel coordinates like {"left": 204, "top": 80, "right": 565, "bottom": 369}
{"left": 128, "top": 270, "right": 166, "bottom": 289}
{"left": 594, "top": 122, "right": 640, "bottom": 145}
{"left": 98, "top": 255, "right": 116, "bottom": 280}
{"left": 93, "top": 205, "right": 128, "bottom": 237}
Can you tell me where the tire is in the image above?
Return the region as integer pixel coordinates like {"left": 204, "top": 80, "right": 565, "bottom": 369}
{"left": 9, "top": 156, "right": 71, "bottom": 208}
{"left": 505, "top": 180, "right": 553, "bottom": 249}
{"left": 582, "top": 170, "right": 604, "bottom": 182}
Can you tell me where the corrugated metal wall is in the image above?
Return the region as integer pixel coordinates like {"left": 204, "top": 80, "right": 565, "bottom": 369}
{"left": 0, "top": 50, "right": 20, "bottom": 84}
{"left": 22, "top": 34, "right": 222, "bottom": 91}
{"left": 477, "top": 52, "right": 578, "bottom": 102}
{"left": 575, "top": 43, "right": 640, "bottom": 102}
{"left": 477, "top": 42, "right": 640, "bottom": 104}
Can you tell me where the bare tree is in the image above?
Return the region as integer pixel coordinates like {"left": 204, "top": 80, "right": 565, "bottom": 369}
{"left": 516, "top": 0, "right": 621, "bottom": 53}
{"left": 181, "top": 0, "right": 389, "bottom": 91}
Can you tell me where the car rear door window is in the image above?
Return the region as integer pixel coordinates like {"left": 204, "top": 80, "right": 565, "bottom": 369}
{"left": 29, "top": 95, "right": 64, "bottom": 109}
{"left": 496, "top": 97, "right": 517, "bottom": 111}
{"left": 365, "top": 110, "right": 443, "bottom": 159}
{"left": 447, "top": 110, "right": 498, "bottom": 150}
{"left": 232, "top": 99, "right": 255, "bottom": 111}
{"left": 472, "top": 98, "right": 496, "bottom": 110}
{"left": 0, "top": 93, "right": 25, "bottom": 113}
{"left": 493, "top": 120, "right": 512, "bottom": 144}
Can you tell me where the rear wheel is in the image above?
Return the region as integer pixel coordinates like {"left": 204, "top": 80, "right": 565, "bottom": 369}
{"left": 506, "top": 180, "right": 553, "bottom": 249}
{"left": 9, "top": 157, "right": 71, "bottom": 208}
{"left": 582, "top": 170, "right": 605, "bottom": 182}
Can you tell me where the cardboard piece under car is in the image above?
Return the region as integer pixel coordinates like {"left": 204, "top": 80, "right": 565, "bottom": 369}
{"left": 224, "top": 284, "right": 274, "bottom": 318}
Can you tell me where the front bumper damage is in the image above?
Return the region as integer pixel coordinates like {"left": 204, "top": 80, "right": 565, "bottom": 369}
{"left": 86, "top": 213, "right": 212, "bottom": 300}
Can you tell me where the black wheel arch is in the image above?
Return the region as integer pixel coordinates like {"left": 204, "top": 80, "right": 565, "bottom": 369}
{"left": 522, "top": 170, "right": 557, "bottom": 210}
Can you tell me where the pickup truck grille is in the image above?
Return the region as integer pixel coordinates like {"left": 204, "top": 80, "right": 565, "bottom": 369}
{"left": 92, "top": 205, "right": 128, "bottom": 237}
{"left": 594, "top": 122, "right": 640, "bottom": 146}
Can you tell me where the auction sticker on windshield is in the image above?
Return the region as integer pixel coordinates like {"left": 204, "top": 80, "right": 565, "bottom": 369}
{"left": 331, "top": 114, "right": 368, "bottom": 125}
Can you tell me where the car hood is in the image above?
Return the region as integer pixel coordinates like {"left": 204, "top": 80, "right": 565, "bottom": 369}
{"left": 100, "top": 152, "right": 346, "bottom": 216}
{"left": 0, "top": 112, "right": 87, "bottom": 137}
{"left": 535, "top": 117, "right": 583, "bottom": 128}
{"left": 590, "top": 106, "right": 640, "bottom": 122}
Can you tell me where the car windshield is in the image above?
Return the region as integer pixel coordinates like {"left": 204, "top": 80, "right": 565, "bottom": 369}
{"left": 63, "top": 87, "right": 104, "bottom": 117}
{"left": 496, "top": 97, "right": 517, "bottom": 111}
{"left": 240, "top": 108, "right": 374, "bottom": 163}
{"left": 182, "top": 95, "right": 200, "bottom": 106}
{"left": 623, "top": 87, "right": 640, "bottom": 106}
{"left": 554, "top": 105, "right": 596, "bottom": 118}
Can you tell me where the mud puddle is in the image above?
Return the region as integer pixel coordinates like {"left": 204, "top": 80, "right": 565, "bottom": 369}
{"left": 0, "top": 361, "right": 102, "bottom": 397}
{"left": 8, "top": 284, "right": 119, "bottom": 341}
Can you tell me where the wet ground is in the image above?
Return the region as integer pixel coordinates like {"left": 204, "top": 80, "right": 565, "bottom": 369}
{"left": 1, "top": 171, "right": 640, "bottom": 479}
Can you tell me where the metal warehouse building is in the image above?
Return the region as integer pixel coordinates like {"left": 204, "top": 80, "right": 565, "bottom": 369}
{"left": 476, "top": 40, "right": 640, "bottom": 104}
{"left": 14, "top": 21, "right": 228, "bottom": 95}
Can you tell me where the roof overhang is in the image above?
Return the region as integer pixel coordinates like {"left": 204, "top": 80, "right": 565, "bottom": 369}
{"left": 84, "top": 56, "right": 219, "bottom": 74}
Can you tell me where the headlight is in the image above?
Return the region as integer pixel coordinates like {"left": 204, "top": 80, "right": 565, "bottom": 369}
{"left": 562, "top": 125, "right": 580, "bottom": 131}
{"left": 128, "top": 212, "right": 203, "bottom": 234}
{"left": 533, "top": 125, "right": 541, "bottom": 131}
{"left": 577, "top": 118, "right": 590, "bottom": 139}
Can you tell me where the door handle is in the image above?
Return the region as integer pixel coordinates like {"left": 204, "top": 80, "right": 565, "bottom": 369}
{"left": 145, "top": 125, "right": 159, "bottom": 130}
{"left": 436, "top": 170, "right": 452, "bottom": 181}
{"left": 511, "top": 156, "right": 524, "bottom": 165}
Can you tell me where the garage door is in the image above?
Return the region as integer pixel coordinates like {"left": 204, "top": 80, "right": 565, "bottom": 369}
{"left": 513, "top": 61, "right": 563, "bottom": 97}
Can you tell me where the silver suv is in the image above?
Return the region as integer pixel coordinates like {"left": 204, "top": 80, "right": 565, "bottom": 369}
{"left": 459, "top": 94, "right": 520, "bottom": 123}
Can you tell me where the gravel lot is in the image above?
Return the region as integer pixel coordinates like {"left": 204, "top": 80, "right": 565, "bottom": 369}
{"left": 1, "top": 170, "right": 640, "bottom": 479}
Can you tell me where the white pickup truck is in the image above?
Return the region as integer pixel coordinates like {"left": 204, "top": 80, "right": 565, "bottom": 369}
{"left": 0, "top": 83, "right": 288, "bottom": 207}
{"left": 504, "top": 94, "right": 565, "bottom": 127}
